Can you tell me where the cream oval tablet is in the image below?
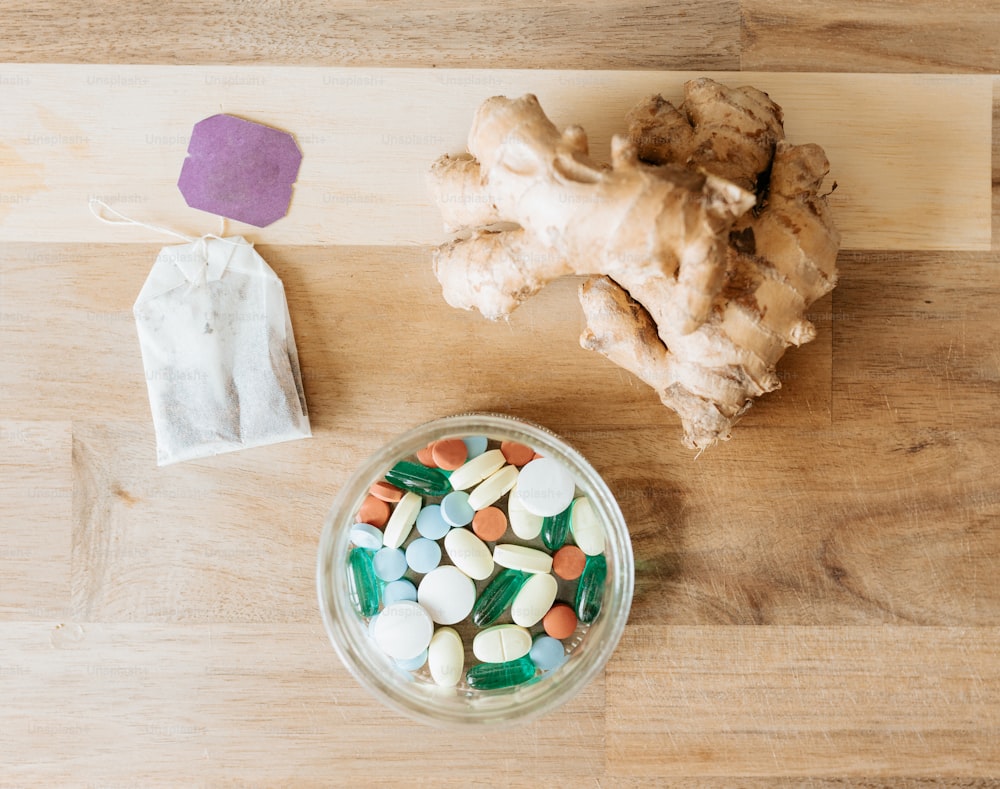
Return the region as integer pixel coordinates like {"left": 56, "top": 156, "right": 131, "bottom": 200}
{"left": 371, "top": 601, "right": 434, "bottom": 660}
{"left": 444, "top": 528, "right": 494, "bottom": 580}
{"left": 472, "top": 624, "right": 533, "bottom": 663}
{"left": 467, "top": 465, "right": 519, "bottom": 511}
{"left": 447, "top": 449, "right": 506, "bottom": 491}
{"left": 417, "top": 566, "right": 476, "bottom": 625}
{"left": 382, "top": 491, "right": 422, "bottom": 550}
{"left": 508, "top": 482, "right": 543, "bottom": 540}
{"left": 569, "top": 496, "right": 605, "bottom": 556}
{"left": 510, "top": 572, "right": 559, "bottom": 627}
{"left": 427, "top": 626, "right": 464, "bottom": 687}
{"left": 514, "top": 457, "right": 576, "bottom": 517}
{"left": 492, "top": 543, "right": 553, "bottom": 574}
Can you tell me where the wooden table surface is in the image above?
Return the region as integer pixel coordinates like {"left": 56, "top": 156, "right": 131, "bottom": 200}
{"left": 2, "top": 2, "right": 999, "bottom": 785}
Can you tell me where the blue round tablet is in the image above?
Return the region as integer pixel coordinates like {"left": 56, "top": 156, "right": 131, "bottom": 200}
{"left": 440, "top": 491, "right": 474, "bottom": 527}
{"left": 372, "top": 547, "right": 407, "bottom": 582}
{"left": 382, "top": 578, "right": 418, "bottom": 606}
{"left": 462, "top": 435, "right": 489, "bottom": 459}
{"left": 529, "top": 635, "right": 567, "bottom": 671}
{"left": 396, "top": 649, "right": 428, "bottom": 672}
{"left": 350, "top": 522, "right": 383, "bottom": 551}
{"left": 415, "top": 504, "right": 450, "bottom": 540}
{"left": 405, "top": 538, "right": 442, "bottom": 574}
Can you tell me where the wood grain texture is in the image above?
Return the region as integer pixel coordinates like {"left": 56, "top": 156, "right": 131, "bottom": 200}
{"left": 0, "top": 0, "right": 741, "bottom": 70}
{"left": 0, "top": 421, "right": 72, "bottom": 620}
{"left": 741, "top": 0, "right": 1000, "bottom": 73}
{"left": 833, "top": 251, "right": 1000, "bottom": 429}
{"left": 2, "top": 1, "right": 999, "bottom": 785}
{"left": 0, "top": 66, "right": 992, "bottom": 250}
{"left": 608, "top": 626, "right": 1000, "bottom": 778}
{"left": 994, "top": 78, "right": 1000, "bottom": 252}
{"left": 601, "top": 422, "right": 1000, "bottom": 628}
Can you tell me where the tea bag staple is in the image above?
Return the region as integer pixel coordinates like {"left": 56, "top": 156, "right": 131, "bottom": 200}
{"left": 134, "top": 235, "right": 310, "bottom": 465}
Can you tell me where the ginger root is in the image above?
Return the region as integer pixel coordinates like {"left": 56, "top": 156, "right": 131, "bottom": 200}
{"left": 428, "top": 78, "right": 840, "bottom": 450}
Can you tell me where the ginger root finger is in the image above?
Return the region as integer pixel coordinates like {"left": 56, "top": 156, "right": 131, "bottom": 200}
{"left": 427, "top": 153, "right": 502, "bottom": 233}
{"left": 432, "top": 227, "right": 569, "bottom": 318}
{"left": 626, "top": 77, "right": 785, "bottom": 193}
{"left": 580, "top": 274, "right": 774, "bottom": 450}
{"left": 746, "top": 141, "right": 840, "bottom": 305}
{"left": 578, "top": 275, "right": 676, "bottom": 392}
{"left": 579, "top": 276, "right": 748, "bottom": 449}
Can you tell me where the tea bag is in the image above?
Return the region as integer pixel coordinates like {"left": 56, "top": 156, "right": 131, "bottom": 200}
{"left": 133, "top": 235, "right": 310, "bottom": 465}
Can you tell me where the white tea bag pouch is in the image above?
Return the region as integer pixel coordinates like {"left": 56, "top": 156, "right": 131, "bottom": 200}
{"left": 133, "top": 235, "right": 310, "bottom": 465}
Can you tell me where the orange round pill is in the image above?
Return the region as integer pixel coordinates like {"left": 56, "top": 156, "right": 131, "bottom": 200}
{"left": 369, "top": 480, "right": 403, "bottom": 503}
{"left": 552, "top": 545, "right": 587, "bottom": 580}
{"left": 500, "top": 440, "right": 534, "bottom": 467}
{"left": 543, "top": 604, "right": 577, "bottom": 640}
{"left": 431, "top": 438, "right": 468, "bottom": 471}
{"left": 415, "top": 443, "right": 437, "bottom": 467}
{"left": 357, "top": 495, "right": 390, "bottom": 528}
{"left": 471, "top": 506, "right": 507, "bottom": 542}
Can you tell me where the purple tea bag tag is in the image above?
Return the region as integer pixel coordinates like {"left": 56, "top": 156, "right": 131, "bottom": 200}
{"left": 177, "top": 114, "right": 302, "bottom": 228}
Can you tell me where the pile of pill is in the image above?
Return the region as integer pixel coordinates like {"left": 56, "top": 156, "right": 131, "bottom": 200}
{"left": 346, "top": 435, "right": 607, "bottom": 691}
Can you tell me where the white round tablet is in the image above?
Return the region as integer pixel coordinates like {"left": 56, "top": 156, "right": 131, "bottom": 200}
{"left": 417, "top": 565, "right": 477, "bottom": 625}
{"left": 513, "top": 457, "right": 576, "bottom": 517}
{"left": 371, "top": 601, "right": 434, "bottom": 660}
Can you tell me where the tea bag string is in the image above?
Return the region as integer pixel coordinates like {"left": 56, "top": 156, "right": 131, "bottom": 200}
{"left": 87, "top": 199, "right": 252, "bottom": 250}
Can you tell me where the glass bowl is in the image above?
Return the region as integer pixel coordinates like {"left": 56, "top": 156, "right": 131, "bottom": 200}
{"left": 316, "top": 413, "right": 633, "bottom": 727}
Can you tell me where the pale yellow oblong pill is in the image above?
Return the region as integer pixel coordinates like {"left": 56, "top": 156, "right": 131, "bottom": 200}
{"left": 569, "top": 496, "right": 605, "bottom": 556}
{"left": 510, "top": 572, "right": 559, "bottom": 627}
{"left": 444, "top": 527, "right": 494, "bottom": 580}
{"left": 446, "top": 449, "right": 506, "bottom": 491}
{"left": 508, "top": 482, "right": 543, "bottom": 540}
{"left": 467, "top": 465, "right": 519, "bottom": 511}
{"left": 382, "top": 491, "right": 422, "bottom": 549}
{"left": 428, "top": 626, "right": 464, "bottom": 687}
{"left": 492, "top": 543, "right": 553, "bottom": 574}
{"left": 472, "top": 624, "right": 532, "bottom": 663}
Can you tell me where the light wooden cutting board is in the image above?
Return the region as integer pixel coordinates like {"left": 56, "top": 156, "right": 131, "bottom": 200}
{"left": 0, "top": 66, "right": 992, "bottom": 250}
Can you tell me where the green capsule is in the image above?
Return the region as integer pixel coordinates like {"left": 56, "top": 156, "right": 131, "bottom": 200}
{"left": 541, "top": 506, "right": 571, "bottom": 551}
{"left": 472, "top": 569, "right": 528, "bottom": 627}
{"left": 466, "top": 656, "right": 536, "bottom": 690}
{"left": 385, "top": 461, "right": 452, "bottom": 497}
{"left": 575, "top": 553, "right": 607, "bottom": 624}
{"left": 348, "top": 547, "right": 381, "bottom": 617}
